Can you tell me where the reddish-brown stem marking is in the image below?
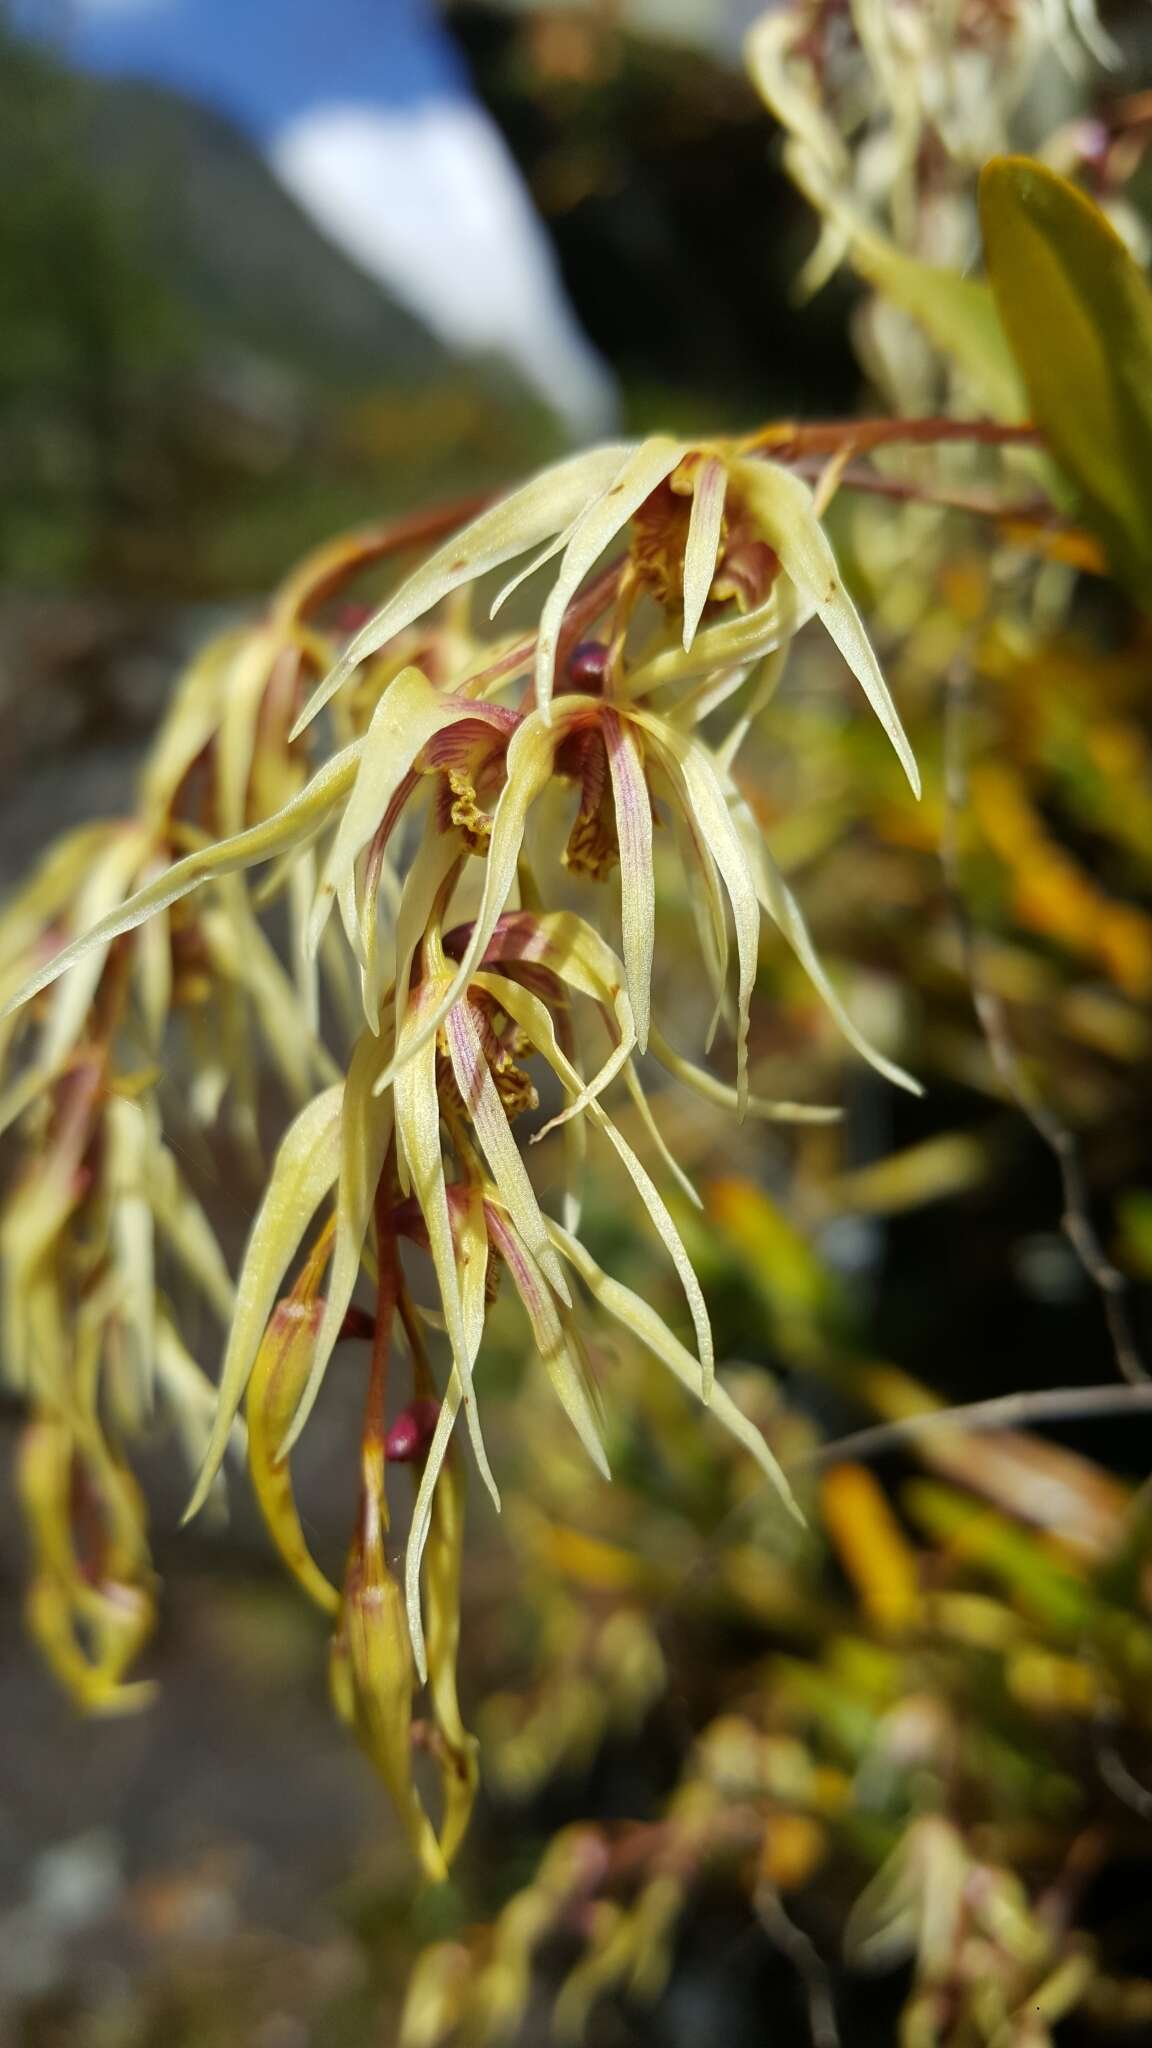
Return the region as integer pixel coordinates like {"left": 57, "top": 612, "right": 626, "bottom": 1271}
{"left": 748, "top": 416, "right": 1041, "bottom": 460}
{"left": 275, "top": 492, "right": 492, "bottom": 630}
{"left": 789, "top": 457, "right": 1053, "bottom": 522}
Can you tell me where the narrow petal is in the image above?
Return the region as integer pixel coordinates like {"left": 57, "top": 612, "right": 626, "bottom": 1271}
{"left": 730, "top": 788, "right": 922, "bottom": 1095}
{"left": 289, "top": 849, "right": 320, "bottom": 1035}
{"left": 637, "top": 752, "right": 729, "bottom": 1035}
{"left": 155, "top": 1314, "right": 238, "bottom": 1492}
{"left": 636, "top": 714, "right": 760, "bottom": 1112}
{"left": 443, "top": 998, "right": 571, "bottom": 1303}
{"left": 621, "top": 1064, "right": 701, "bottom": 1210}
{"left": 603, "top": 709, "right": 655, "bottom": 1052}
{"left": 214, "top": 625, "right": 281, "bottom": 835}
{"left": 392, "top": 1002, "right": 499, "bottom": 1507}
{"left": 105, "top": 1095, "right": 156, "bottom": 1418}
{"left": 649, "top": 1026, "right": 841, "bottom": 1123}
{"left": 672, "top": 659, "right": 754, "bottom": 731}
{"left": 138, "top": 628, "right": 238, "bottom": 823}
{"left": 308, "top": 666, "right": 474, "bottom": 958}
{"left": 246, "top": 1233, "right": 341, "bottom": 1615}
{"left": 38, "top": 827, "right": 148, "bottom": 1075}
{"left": 291, "top": 444, "right": 634, "bottom": 736}
{"left": 487, "top": 511, "right": 583, "bottom": 619}
{"left": 534, "top": 438, "right": 687, "bottom": 718}
{"left": 420, "top": 1439, "right": 479, "bottom": 1868}
{"left": 184, "top": 1085, "right": 343, "bottom": 1519}
{"left": 279, "top": 1029, "right": 396, "bottom": 1457}
{"left": 370, "top": 710, "right": 562, "bottom": 1092}
{"left": 2, "top": 747, "right": 362, "bottom": 1024}
{"left": 390, "top": 819, "right": 468, "bottom": 1035}
{"left": 485, "top": 1203, "right": 610, "bottom": 1481}
{"left": 623, "top": 576, "right": 811, "bottom": 698}
{"left": 471, "top": 968, "right": 628, "bottom": 1133}
{"left": 147, "top": 1139, "right": 237, "bottom": 1322}
{"left": 682, "top": 456, "right": 727, "bottom": 650}
{"left": 714, "top": 644, "right": 790, "bottom": 775}
{"left": 475, "top": 971, "right": 714, "bottom": 1394}
{"left": 734, "top": 458, "right": 921, "bottom": 795}
{"left": 548, "top": 1221, "right": 802, "bottom": 1522}
{"left": 405, "top": 1376, "right": 462, "bottom": 1678}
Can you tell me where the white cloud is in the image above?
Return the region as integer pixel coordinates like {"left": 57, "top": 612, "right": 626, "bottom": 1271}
{"left": 270, "top": 98, "right": 616, "bottom": 437}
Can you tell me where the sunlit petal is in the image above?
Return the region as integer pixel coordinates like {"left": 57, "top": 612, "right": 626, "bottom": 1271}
{"left": 682, "top": 456, "right": 728, "bottom": 650}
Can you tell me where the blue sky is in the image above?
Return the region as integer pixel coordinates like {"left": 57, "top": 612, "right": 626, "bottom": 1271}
{"left": 14, "top": 0, "right": 615, "bottom": 433}
{"left": 25, "top": 0, "right": 467, "bottom": 131}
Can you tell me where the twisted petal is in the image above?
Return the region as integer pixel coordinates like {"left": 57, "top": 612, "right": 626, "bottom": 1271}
{"left": 406, "top": 1375, "right": 463, "bottom": 1678}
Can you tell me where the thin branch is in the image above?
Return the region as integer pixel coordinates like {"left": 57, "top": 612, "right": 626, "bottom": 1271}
{"left": 941, "top": 658, "right": 1148, "bottom": 1385}
{"left": 754, "top": 1885, "right": 841, "bottom": 2048}
{"left": 275, "top": 491, "right": 491, "bottom": 628}
{"left": 1095, "top": 1727, "right": 1152, "bottom": 1822}
{"left": 789, "top": 457, "right": 1053, "bottom": 523}
{"left": 801, "top": 1381, "right": 1152, "bottom": 1471}
{"left": 748, "top": 416, "right": 1041, "bottom": 460}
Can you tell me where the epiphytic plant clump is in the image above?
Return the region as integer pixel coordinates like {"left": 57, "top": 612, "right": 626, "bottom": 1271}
{"left": 0, "top": 414, "right": 952, "bottom": 1871}
{"left": 3, "top": 7, "right": 1152, "bottom": 2005}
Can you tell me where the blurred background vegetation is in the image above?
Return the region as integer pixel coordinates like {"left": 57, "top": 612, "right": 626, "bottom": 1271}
{"left": 3, "top": 3, "right": 1152, "bottom": 2045}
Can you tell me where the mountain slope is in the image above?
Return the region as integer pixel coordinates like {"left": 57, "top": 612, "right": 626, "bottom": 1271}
{"left": 78, "top": 75, "right": 449, "bottom": 390}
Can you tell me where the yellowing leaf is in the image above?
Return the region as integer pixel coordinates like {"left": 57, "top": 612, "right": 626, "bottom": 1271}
{"left": 821, "top": 1463, "right": 920, "bottom": 1633}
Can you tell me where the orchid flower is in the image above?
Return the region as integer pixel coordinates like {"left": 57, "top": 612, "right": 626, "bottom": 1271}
{"left": 0, "top": 386, "right": 929, "bottom": 1867}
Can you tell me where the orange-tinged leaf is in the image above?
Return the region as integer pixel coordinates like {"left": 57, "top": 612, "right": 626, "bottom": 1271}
{"left": 821, "top": 1463, "right": 920, "bottom": 1634}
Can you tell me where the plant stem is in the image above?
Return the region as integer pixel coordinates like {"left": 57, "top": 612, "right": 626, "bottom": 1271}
{"left": 747, "top": 416, "right": 1041, "bottom": 458}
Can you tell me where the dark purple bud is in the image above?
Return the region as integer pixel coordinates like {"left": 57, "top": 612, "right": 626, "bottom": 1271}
{"left": 385, "top": 1399, "right": 442, "bottom": 1463}
{"left": 566, "top": 640, "right": 609, "bottom": 690}
{"left": 337, "top": 1305, "right": 376, "bottom": 1343}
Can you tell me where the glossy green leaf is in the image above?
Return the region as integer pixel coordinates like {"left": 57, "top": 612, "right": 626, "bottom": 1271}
{"left": 981, "top": 155, "right": 1152, "bottom": 593}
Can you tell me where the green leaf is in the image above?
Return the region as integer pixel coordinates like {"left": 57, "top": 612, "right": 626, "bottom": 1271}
{"left": 980, "top": 155, "right": 1152, "bottom": 594}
